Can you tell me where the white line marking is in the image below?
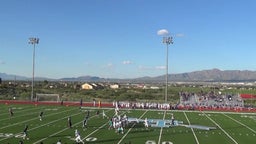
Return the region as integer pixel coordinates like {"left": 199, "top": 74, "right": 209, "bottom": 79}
{"left": 83, "top": 122, "right": 108, "bottom": 140}
{"left": 183, "top": 111, "right": 199, "bottom": 144}
{"left": 0, "top": 107, "right": 78, "bottom": 142}
{"left": 203, "top": 112, "right": 239, "bottom": 144}
{"left": 117, "top": 110, "right": 148, "bottom": 144}
{"left": 158, "top": 111, "right": 166, "bottom": 144}
{"left": 0, "top": 105, "right": 42, "bottom": 118}
{"left": 0, "top": 107, "right": 76, "bottom": 130}
{"left": 34, "top": 109, "right": 112, "bottom": 144}
{"left": 222, "top": 113, "right": 256, "bottom": 134}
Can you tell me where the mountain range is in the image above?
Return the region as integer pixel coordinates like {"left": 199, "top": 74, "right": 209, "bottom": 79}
{"left": 1, "top": 68, "right": 256, "bottom": 82}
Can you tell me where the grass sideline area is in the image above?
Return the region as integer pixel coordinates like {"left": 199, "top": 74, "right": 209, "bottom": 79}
{"left": 0, "top": 101, "right": 255, "bottom": 144}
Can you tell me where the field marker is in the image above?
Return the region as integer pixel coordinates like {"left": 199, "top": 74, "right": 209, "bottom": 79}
{"left": 222, "top": 113, "right": 256, "bottom": 134}
{"left": 183, "top": 111, "right": 200, "bottom": 144}
{"left": 117, "top": 110, "right": 148, "bottom": 144}
{"left": 203, "top": 112, "right": 239, "bottom": 144}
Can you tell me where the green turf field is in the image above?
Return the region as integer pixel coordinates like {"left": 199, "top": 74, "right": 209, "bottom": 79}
{"left": 0, "top": 104, "right": 255, "bottom": 144}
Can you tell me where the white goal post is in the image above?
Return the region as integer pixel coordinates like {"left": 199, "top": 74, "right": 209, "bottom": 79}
{"left": 36, "top": 93, "right": 60, "bottom": 102}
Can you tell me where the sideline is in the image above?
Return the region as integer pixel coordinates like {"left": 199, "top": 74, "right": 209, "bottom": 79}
{"left": 183, "top": 112, "right": 199, "bottom": 144}
{"left": 203, "top": 112, "right": 239, "bottom": 144}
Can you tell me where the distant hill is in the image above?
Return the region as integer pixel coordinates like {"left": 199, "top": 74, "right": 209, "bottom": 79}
{"left": 60, "top": 76, "right": 105, "bottom": 82}
{"left": 169, "top": 68, "right": 256, "bottom": 82}
{"left": 1, "top": 68, "right": 256, "bottom": 82}
{"left": 0, "top": 73, "right": 29, "bottom": 81}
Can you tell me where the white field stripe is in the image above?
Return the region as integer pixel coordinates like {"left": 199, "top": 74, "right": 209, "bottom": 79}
{"left": 0, "top": 105, "right": 41, "bottom": 117}
{"left": 158, "top": 110, "right": 166, "bottom": 144}
{"left": 0, "top": 107, "right": 77, "bottom": 130}
{"left": 0, "top": 107, "right": 79, "bottom": 142}
{"left": 203, "top": 112, "right": 239, "bottom": 144}
{"left": 82, "top": 109, "right": 120, "bottom": 141}
{"left": 0, "top": 106, "right": 46, "bottom": 122}
{"left": 159, "top": 109, "right": 256, "bottom": 116}
{"left": 222, "top": 113, "right": 256, "bottom": 134}
{"left": 117, "top": 110, "right": 148, "bottom": 144}
{"left": 183, "top": 111, "right": 199, "bottom": 144}
{"left": 0, "top": 111, "right": 39, "bottom": 122}
{"left": 34, "top": 109, "right": 112, "bottom": 144}
{"left": 82, "top": 121, "right": 108, "bottom": 140}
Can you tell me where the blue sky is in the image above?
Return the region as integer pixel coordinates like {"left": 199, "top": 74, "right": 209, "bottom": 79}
{"left": 1, "top": 0, "right": 256, "bottom": 79}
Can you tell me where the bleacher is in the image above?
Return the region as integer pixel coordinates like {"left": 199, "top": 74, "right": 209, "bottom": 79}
{"left": 179, "top": 91, "right": 244, "bottom": 108}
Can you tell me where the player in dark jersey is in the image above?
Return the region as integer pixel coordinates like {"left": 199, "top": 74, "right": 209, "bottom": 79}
{"left": 86, "top": 110, "right": 90, "bottom": 118}
{"left": 68, "top": 116, "right": 72, "bottom": 128}
{"left": 39, "top": 111, "right": 44, "bottom": 121}
{"left": 23, "top": 124, "right": 29, "bottom": 140}
{"left": 82, "top": 116, "right": 88, "bottom": 128}
{"left": 171, "top": 113, "right": 175, "bottom": 125}
{"left": 9, "top": 107, "right": 13, "bottom": 117}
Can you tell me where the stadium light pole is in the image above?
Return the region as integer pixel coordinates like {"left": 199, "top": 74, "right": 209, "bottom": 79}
{"left": 29, "top": 37, "right": 39, "bottom": 101}
{"left": 163, "top": 36, "right": 173, "bottom": 103}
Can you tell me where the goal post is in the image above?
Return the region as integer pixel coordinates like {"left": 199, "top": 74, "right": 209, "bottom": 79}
{"left": 36, "top": 93, "right": 60, "bottom": 102}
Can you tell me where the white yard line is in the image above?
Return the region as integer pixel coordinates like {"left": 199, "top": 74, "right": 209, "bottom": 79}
{"left": 183, "top": 111, "right": 200, "bottom": 144}
{"left": 33, "top": 109, "right": 112, "bottom": 144}
{"left": 0, "top": 107, "right": 77, "bottom": 130}
{"left": 158, "top": 110, "right": 166, "bottom": 144}
{"left": 222, "top": 113, "right": 256, "bottom": 134}
{"left": 72, "top": 109, "right": 127, "bottom": 143}
{"left": 82, "top": 122, "right": 108, "bottom": 140}
{"left": 0, "top": 107, "right": 78, "bottom": 142}
{"left": 0, "top": 105, "right": 42, "bottom": 117}
{"left": 82, "top": 109, "right": 118, "bottom": 141}
{"left": 203, "top": 112, "right": 239, "bottom": 144}
{"left": 117, "top": 110, "right": 148, "bottom": 144}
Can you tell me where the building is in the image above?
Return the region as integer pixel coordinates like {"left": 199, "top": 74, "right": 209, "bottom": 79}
{"left": 81, "top": 83, "right": 94, "bottom": 90}
{"left": 110, "top": 84, "right": 119, "bottom": 89}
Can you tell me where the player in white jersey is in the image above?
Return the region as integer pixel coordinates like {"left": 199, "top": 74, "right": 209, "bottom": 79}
{"left": 144, "top": 118, "right": 149, "bottom": 128}
{"left": 75, "top": 129, "right": 84, "bottom": 144}
{"left": 102, "top": 110, "right": 108, "bottom": 119}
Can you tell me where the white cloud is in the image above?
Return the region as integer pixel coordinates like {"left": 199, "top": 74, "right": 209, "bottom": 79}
{"left": 157, "top": 29, "right": 169, "bottom": 36}
{"left": 139, "top": 65, "right": 166, "bottom": 70}
{"left": 122, "top": 60, "right": 132, "bottom": 65}
{"left": 155, "top": 66, "right": 166, "bottom": 70}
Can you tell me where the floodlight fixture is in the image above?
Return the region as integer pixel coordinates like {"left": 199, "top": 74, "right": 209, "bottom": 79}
{"left": 29, "top": 37, "right": 39, "bottom": 101}
{"left": 162, "top": 36, "right": 173, "bottom": 103}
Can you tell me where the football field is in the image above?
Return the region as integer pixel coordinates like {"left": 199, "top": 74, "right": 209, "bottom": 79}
{"left": 0, "top": 103, "right": 255, "bottom": 144}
